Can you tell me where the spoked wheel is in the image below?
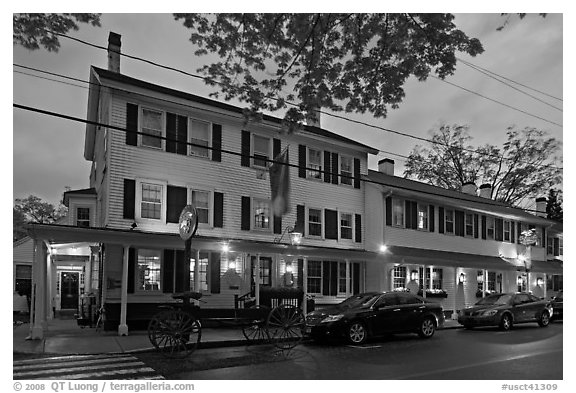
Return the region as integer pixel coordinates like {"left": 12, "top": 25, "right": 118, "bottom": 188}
{"left": 266, "top": 304, "right": 306, "bottom": 350}
{"left": 147, "top": 309, "right": 201, "bottom": 358}
{"left": 242, "top": 305, "right": 271, "bottom": 344}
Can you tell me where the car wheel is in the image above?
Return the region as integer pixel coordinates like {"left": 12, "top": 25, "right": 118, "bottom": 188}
{"left": 538, "top": 311, "right": 550, "bottom": 327}
{"left": 500, "top": 314, "right": 513, "bottom": 331}
{"left": 418, "top": 317, "right": 436, "bottom": 338}
{"left": 347, "top": 321, "right": 368, "bottom": 345}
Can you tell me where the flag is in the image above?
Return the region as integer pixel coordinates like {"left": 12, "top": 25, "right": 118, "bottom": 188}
{"left": 269, "top": 149, "right": 290, "bottom": 216}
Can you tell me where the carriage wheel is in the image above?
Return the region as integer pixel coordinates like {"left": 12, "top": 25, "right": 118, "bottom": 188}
{"left": 266, "top": 304, "right": 305, "bottom": 350}
{"left": 147, "top": 309, "right": 201, "bottom": 358}
{"left": 242, "top": 305, "right": 270, "bottom": 344}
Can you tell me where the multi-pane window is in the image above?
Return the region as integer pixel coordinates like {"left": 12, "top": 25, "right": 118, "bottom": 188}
{"left": 76, "top": 207, "right": 90, "bottom": 227}
{"left": 252, "top": 135, "right": 270, "bottom": 168}
{"left": 559, "top": 238, "right": 563, "bottom": 256}
{"left": 504, "top": 220, "right": 511, "bottom": 242}
{"left": 465, "top": 213, "right": 474, "bottom": 237}
{"left": 392, "top": 199, "right": 404, "bottom": 227}
{"left": 340, "top": 213, "right": 353, "bottom": 240}
{"left": 477, "top": 270, "right": 497, "bottom": 292}
{"left": 190, "top": 252, "right": 209, "bottom": 292}
{"left": 141, "top": 183, "right": 162, "bottom": 219}
{"left": 253, "top": 199, "right": 271, "bottom": 230}
{"left": 445, "top": 209, "right": 454, "bottom": 234}
{"left": 487, "top": 217, "right": 495, "bottom": 239}
{"left": 547, "top": 237, "right": 554, "bottom": 254}
{"left": 340, "top": 156, "right": 353, "bottom": 185}
{"left": 338, "top": 262, "right": 347, "bottom": 294}
{"left": 15, "top": 264, "right": 32, "bottom": 296}
{"left": 307, "top": 260, "right": 322, "bottom": 294}
{"left": 308, "top": 208, "right": 322, "bottom": 237}
{"left": 419, "top": 268, "right": 443, "bottom": 290}
{"left": 141, "top": 108, "right": 163, "bottom": 148}
{"left": 251, "top": 257, "right": 272, "bottom": 287}
{"left": 137, "top": 249, "right": 161, "bottom": 291}
{"left": 393, "top": 266, "right": 407, "bottom": 289}
{"left": 307, "top": 148, "right": 323, "bottom": 179}
{"left": 189, "top": 119, "right": 210, "bottom": 158}
{"left": 306, "top": 261, "right": 360, "bottom": 295}
{"left": 417, "top": 204, "right": 428, "bottom": 230}
{"left": 534, "top": 227, "right": 543, "bottom": 247}
{"left": 191, "top": 190, "right": 210, "bottom": 224}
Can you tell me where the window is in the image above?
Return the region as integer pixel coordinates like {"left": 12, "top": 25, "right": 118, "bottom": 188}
{"left": 190, "top": 252, "right": 209, "bottom": 292}
{"left": 392, "top": 198, "right": 404, "bottom": 227}
{"left": 340, "top": 213, "right": 353, "bottom": 240}
{"left": 417, "top": 204, "right": 428, "bottom": 230}
{"left": 252, "top": 134, "right": 270, "bottom": 168}
{"left": 487, "top": 217, "right": 495, "bottom": 240}
{"left": 189, "top": 119, "right": 211, "bottom": 158}
{"left": 191, "top": 190, "right": 210, "bottom": 225}
{"left": 477, "top": 271, "right": 497, "bottom": 292}
{"left": 546, "top": 274, "right": 563, "bottom": 291}
{"left": 559, "top": 238, "right": 563, "bottom": 256}
{"left": 15, "top": 264, "right": 32, "bottom": 296}
{"left": 534, "top": 227, "right": 543, "bottom": 247}
{"left": 76, "top": 207, "right": 90, "bottom": 227}
{"left": 340, "top": 156, "right": 353, "bottom": 186}
{"left": 393, "top": 266, "right": 407, "bottom": 289}
{"left": 141, "top": 108, "right": 163, "bottom": 149}
{"left": 253, "top": 199, "right": 271, "bottom": 230}
{"left": 419, "top": 268, "right": 443, "bottom": 290}
{"left": 547, "top": 237, "right": 554, "bottom": 254}
{"left": 307, "top": 261, "right": 360, "bottom": 295}
{"left": 307, "top": 148, "right": 322, "bottom": 179}
{"left": 251, "top": 256, "right": 272, "bottom": 288}
{"left": 504, "top": 220, "right": 511, "bottom": 242}
{"left": 137, "top": 249, "right": 161, "bottom": 292}
{"left": 465, "top": 213, "right": 474, "bottom": 237}
{"left": 140, "top": 183, "right": 163, "bottom": 220}
{"left": 308, "top": 208, "right": 322, "bottom": 237}
{"left": 307, "top": 260, "right": 322, "bottom": 294}
{"left": 338, "top": 262, "right": 347, "bottom": 294}
{"left": 445, "top": 209, "right": 454, "bottom": 234}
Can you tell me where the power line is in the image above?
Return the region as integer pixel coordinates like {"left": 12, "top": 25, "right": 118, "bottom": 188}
{"left": 11, "top": 102, "right": 555, "bottom": 216}
{"left": 13, "top": 63, "right": 563, "bottom": 171}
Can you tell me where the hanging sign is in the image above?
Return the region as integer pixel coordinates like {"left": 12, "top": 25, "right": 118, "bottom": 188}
{"left": 178, "top": 205, "right": 199, "bottom": 241}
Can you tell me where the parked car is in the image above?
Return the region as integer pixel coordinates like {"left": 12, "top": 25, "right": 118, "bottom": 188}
{"left": 305, "top": 291, "right": 445, "bottom": 344}
{"left": 458, "top": 292, "right": 553, "bottom": 331}
{"left": 550, "top": 290, "right": 563, "bottom": 321}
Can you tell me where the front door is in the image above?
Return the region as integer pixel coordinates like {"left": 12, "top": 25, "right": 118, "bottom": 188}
{"left": 60, "top": 272, "right": 79, "bottom": 310}
{"left": 251, "top": 256, "right": 272, "bottom": 293}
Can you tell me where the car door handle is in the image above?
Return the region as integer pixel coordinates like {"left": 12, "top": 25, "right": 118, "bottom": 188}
{"left": 393, "top": 309, "right": 401, "bottom": 312}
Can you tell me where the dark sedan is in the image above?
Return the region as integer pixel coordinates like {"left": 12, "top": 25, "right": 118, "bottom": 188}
{"left": 305, "top": 291, "right": 445, "bottom": 344}
{"left": 458, "top": 292, "right": 553, "bottom": 331}
{"left": 550, "top": 290, "right": 563, "bottom": 321}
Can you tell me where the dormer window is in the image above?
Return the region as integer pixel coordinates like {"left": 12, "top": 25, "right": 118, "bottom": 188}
{"left": 76, "top": 207, "right": 90, "bottom": 227}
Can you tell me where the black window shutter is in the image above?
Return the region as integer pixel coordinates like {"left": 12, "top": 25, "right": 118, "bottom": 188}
{"left": 167, "top": 185, "right": 187, "bottom": 224}
{"left": 411, "top": 202, "right": 417, "bottom": 230}
{"left": 177, "top": 115, "right": 188, "bottom": 155}
{"left": 166, "top": 113, "right": 177, "bottom": 153}
{"left": 273, "top": 138, "right": 281, "bottom": 160}
{"left": 127, "top": 247, "right": 135, "bottom": 294}
{"left": 455, "top": 210, "right": 465, "bottom": 237}
{"left": 241, "top": 131, "right": 251, "bottom": 167}
{"left": 324, "top": 209, "right": 338, "bottom": 240}
{"left": 481, "top": 215, "right": 487, "bottom": 239}
{"left": 296, "top": 205, "right": 305, "bottom": 235}
{"left": 495, "top": 218, "right": 504, "bottom": 241}
{"left": 353, "top": 263, "right": 360, "bottom": 294}
{"left": 126, "top": 103, "right": 138, "bottom": 146}
{"left": 175, "top": 250, "right": 190, "bottom": 293}
{"left": 438, "top": 207, "right": 445, "bottom": 233}
{"left": 210, "top": 252, "right": 221, "bottom": 293}
{"left": 298, "top": 145, "right": 307, "bottom": 178}
{"left": 405, "top": 200, "right": 413, "bottom": 229}
{"left": 511, "top": 221, "right": 516, "bottom": 243}
{"left": 329, "top": 262, "right": 338, "bottom": 296}
{"left": 385, "top": 197, "right": 392, "bottom": 226}
{"left": 163, "top": 249, "right": 174, "bottom": 293}
{"left": 273, "top": 214, "right": 282, "bottom": 235}
{"left": 355, "top": 214, "right": 362, "bottom": 243}
{"left": 553, "top": 238, "right": 559, "bottom": 256}
{"left": 297, "top": 258, "right": 304, "bottom": 288}
{"left": 429, "top": 205, "right": 435, "bottom": 232}
{"left": 241, "top": 196, "right": 251, "bottom": 230}
{"left": 474, "top": 214, "right": 479, "bottom": 238}
{"left": 322, "top": 261, "right": 330, "bottom": 296}
{"left": 212, "top": 124, "right": 222, "bottom": 162}
{"left": 353, "top": 158, "right": 361, "bottom": 189}
{"left": 323, "top": 151, "right": 331, "bottom": 183}
{"left": 541, "top": 227, "right": 546, "bottom": 248}
{"left": 331, "top": 153, "right": 339, "bottom": 184}
{"left": 517, "top": 222, "right": 522, "bottom": 244}
{"left": 123, "top": 179, "right": 135, "bottom": 219}
{"left": 213, "top": 192, "right": 224, "bottom": 228}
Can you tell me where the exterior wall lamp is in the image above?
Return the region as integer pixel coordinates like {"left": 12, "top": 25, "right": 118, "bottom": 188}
{"left": 537, "top": 277, "right": 543, "bottom": 286}
{"left": 459, "top": 272, "right": 466, "bottom": 284}
{"left": 410, "top": 270, "right": 418, "bottom": 281}
{"left": 275, "top": 226, "right": 302, "bottom": 246}
{"left": 517, "top": 276, "right": 523, "bottom": 286}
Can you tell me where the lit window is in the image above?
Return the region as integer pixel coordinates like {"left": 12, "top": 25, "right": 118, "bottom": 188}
{"left": 392, "top": 199, "right": 404, "bottom": 227}
{"left": 307, "top": 260, "right": 322, "bottom": 294}
{"left": 417, "top": 204, "right": 428, "bottom": 230}
{"left": 307, "top": 148, "right": 322, "bottom": 179}
{"left": 340, "top": 156, "right": 353, "bottom": 185}
{"left": 189, "top": 119, "right": 211, "bottom": 158}
{"left": 308, "top": 208, "right": 322, "bottom": 237}
{"left": 253, "top": 135, "right": 270, "bottom": 168}
{"left": 465, "top": 213, "right": 474, "bottom": 237}
{"left": 253, "top": 199, "right": 271, "bottom": 230}
{"left": 340, "top": 213, "right": 353, "bottom": 240}
{"left": 141, "top": 108, "right": 163, "bottom": 149}
{"left": 419, "top": 268, "right": 443, "bottom": 290}
{"left": 487, "top": 217, "right": 495, "bottom": 239}
{"left": 76, "top": 207, "right": 90, "bottom": 227}
{"left": 190, "top": 252, "right": 209, "bottom": 292}
{"left": 137, "top": 249, "right": 161, "bottom": 292}
{"left": 445, "top": 209, "right": 454, "bottom": 234}
{"left": 191, "top": 190, "right": 210, "bottom": 224}
{"left": 393, "top": 266, "right": 407, "bottom": 289}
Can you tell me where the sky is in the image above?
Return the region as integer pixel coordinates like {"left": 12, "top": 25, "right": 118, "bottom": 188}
{"left": 12, "top": 10, "right": 564, "bottom": 212}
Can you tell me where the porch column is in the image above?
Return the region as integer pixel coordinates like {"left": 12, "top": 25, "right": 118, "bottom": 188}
{"left": 46, "top": 251, "right": 54, "bottom": 320}
{"left": 526, "top": 271, "right": 531, "bottom": 294}
{"left": 422, "top": 265, "right": 427, "bottom": 298}
{"left": 194, "top": 249, "right": 200, "bottom": 291}
{"left": 345, "top": 259, "right": 351, "bottom": 298}
{"left": 483, "top": 269, "right": 487, "bottom": 297}
{"left": 452, "top": 269, "right": 458, "bottom": 320}
{"left": 543, "top": 274, "right": 547, "bottom": 299}
{"left": 302, "top": 257, "right": 308, "bottom": 315}
{"left": 29, "top": 240, "right": 49, "bottom": 339}
{"left": 255, "top": 254, "right": 261, "bottom": 306}
{"left": 118, "top": 245, "right": 130, "bottom": 336}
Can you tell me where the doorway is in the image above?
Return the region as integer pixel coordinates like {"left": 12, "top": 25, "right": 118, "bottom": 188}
{"left": 60, "top": 272, "right": 79, "bottom": 310}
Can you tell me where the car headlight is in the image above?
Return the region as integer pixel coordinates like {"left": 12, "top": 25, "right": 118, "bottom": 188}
{"left": 482, "top": 309, "right": 498, "bottom": 317}
{"left": 321, "top": 314, "right": 344, "bottom": 323}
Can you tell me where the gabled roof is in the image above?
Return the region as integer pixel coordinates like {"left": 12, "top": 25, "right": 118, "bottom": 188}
{"left": 88, "top": 66, "right": 379, "bottom": 155}
{"left": 63, "top": 188, "right": 96, "bottom": 207}
{"left": 366, "top": 170, "right": 553, "bottom": 226}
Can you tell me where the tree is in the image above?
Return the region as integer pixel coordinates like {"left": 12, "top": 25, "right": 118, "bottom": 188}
{"left": 174, "top": 13, "right": 483, "bottom": 130}
{"left": 13, "top": 195, "right": 68, "bottom": 241}
{"left": 13, "top": 13, "right": 101, "bottom": 52}
{"left": 403, "top": 124, "right": 562, "bottom": 206}
{"left": 546, "top": 189, "right": 563, "bottom": 222}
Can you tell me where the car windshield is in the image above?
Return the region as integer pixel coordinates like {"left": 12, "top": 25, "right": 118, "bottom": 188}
{"left": 338, "top": 293, "right": 381, "bottom": 309}
{"left": 476, "top": 294, "right": 512, "bottom": 305}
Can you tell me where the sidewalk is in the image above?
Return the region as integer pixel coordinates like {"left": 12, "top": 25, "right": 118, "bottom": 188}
{"left": 13, "top": 318, "right": 462, "bottom": 356}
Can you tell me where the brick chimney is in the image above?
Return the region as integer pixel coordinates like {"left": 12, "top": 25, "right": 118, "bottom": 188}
{"left": 535, "top": 197, "right": 547, "bottom": 217}
{"left": 461, "top": 181, "right": 477, "bottom": 196}
{"left": 479, "top": 183, "right": 492, "bottom": 199}
{"left": 378, "top": 158, "right": 395, "bottom": 176}
{"left": 108, "top": 32, "right": 121, "bottom": 73}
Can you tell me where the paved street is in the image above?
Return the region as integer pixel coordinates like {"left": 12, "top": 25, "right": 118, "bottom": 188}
{"left": 149, "top": 322, "right": 562, "bottom": 380}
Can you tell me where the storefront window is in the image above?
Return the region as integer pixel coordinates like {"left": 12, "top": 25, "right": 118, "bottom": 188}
{"left": 393, "top": 266, "right": 407, "bottom": 289}
{"left": 190, "top": 252, "right": 209, "bottom": 292}
{"left": 137, "top": 249, "right": 161, "bottom": 291}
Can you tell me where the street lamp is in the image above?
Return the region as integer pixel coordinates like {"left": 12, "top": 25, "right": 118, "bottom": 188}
{"left": 274, "top": 226, "right": 302, "bottom": 246}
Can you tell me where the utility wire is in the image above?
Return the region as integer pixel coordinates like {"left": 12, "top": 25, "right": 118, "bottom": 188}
{"left": 12, "top": 102, "right": 555, "bottom": 215}
{"left": 13, "top": 63, "right": 563, "bottom": 171}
